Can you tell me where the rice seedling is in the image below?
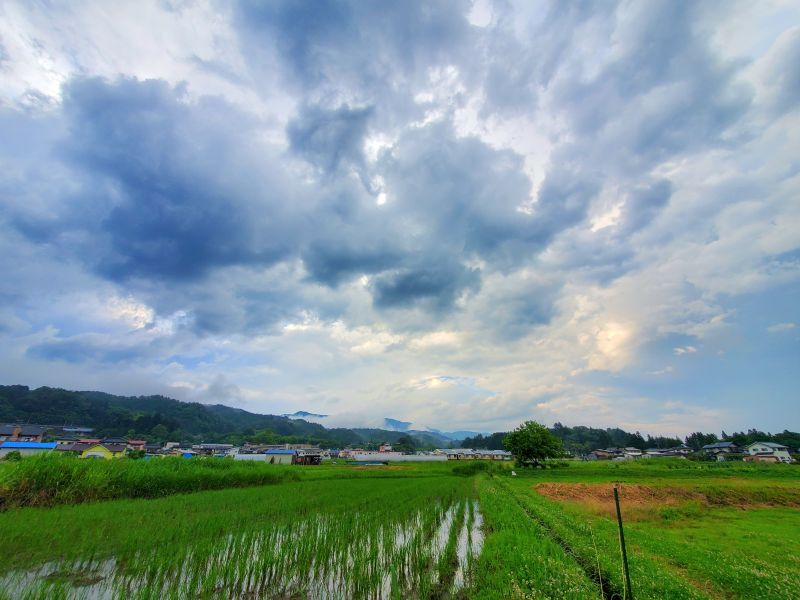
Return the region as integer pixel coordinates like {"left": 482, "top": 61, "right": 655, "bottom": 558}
{"left": 0, "top": 475, "right": 484, "bottom": 599}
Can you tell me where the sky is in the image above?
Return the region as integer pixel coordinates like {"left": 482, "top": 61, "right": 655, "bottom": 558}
{"left": 0, "top": 0, "right": 798, "bottom": 436}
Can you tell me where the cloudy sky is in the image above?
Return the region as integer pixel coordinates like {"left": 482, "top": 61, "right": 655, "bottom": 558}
{"left": 1, "top": 0, "right": 798, "bottom": 435}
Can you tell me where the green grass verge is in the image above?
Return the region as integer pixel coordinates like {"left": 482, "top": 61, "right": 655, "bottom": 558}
{"left": 468, "top": 477, "right": 600, "bottom": 599}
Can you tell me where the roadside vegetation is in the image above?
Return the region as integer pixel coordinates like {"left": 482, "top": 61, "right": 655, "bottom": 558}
{"left": 0, "top": 454, "right": 301, "bottom": 508}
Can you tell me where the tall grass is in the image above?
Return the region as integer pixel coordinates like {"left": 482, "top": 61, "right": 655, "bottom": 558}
{"left": 0, "top": 454, "right": 299, "bottom": 508}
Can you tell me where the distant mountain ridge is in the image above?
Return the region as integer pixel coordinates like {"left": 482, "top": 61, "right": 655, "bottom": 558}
{"left": 383, "top": 417, "right": 412, "bottom": 431}
{"left": 283, "top": 410, "right": 329, "bottom": 419}
{"left": 274, "top": 412, "right": 481, "bottom": 441}
{"left": 0, "top": 384, "right": 469, "bottom": 448}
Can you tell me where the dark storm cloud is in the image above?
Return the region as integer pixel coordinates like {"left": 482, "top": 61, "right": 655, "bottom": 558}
{"left": 478, "top": 278, "right": 561, "bottom": 341}
{"left": 28, "top": 336, "right": 149, "bottom": 364}
{"left": 287, "top": 104, "right": 373, "bottom": 174}
{"left": 617, "top": 180, "right": 672, "bottom": 235}
{"left": 0, "top": 0, "right": 771, "bottom": 344}
{"left": 55, "top": 77, "right": 301, "bottom": 282}
{"left": 548, "top": 1, "right": 752, "bottom": 171}
{"left": 234, "top": 0, "right": 476, "bottom": 125}
{"left": 379, "top": 121, "right": 552, "bottom": 261}
{"left": 371, "top": 261, "right": 480, "bottom": 312}
{"left": 295, "top": 119, "right": 589, "bottom": 311}
{"left": 302, "top": 237, "right": 399, "bottom": 287}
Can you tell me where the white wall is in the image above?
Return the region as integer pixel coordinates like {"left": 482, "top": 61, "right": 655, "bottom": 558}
{"left": 234, "top": 453, "right": 267, "bottom": 461}
{"left": 0, "top": 447, "right": 53, "bottom": 457}
{"left": 351, "top": 453, "right": 447, "bottom": 462}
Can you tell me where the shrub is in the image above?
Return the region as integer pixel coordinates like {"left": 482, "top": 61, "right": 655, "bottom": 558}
{"left": 452, "top": 461, "right": 490, "bottom": 476}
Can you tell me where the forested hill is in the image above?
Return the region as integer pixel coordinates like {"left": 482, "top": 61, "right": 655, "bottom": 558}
{"left": 0, "top": 385, "right": 448, "bottom": 448}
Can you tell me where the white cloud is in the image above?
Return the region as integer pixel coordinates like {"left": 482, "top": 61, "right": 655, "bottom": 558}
{"left": 673, "top": 346, "right": 698, "bottom": 355}
{"left": 767, "top": 322, "right": 796, "bottom": 333}
{"left": 0, "top": 0, "right": 797, "bottom": 436}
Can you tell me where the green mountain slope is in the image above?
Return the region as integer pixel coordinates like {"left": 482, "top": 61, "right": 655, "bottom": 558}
{"left": 0, "top": 385, "right": 456, "bottom": 449}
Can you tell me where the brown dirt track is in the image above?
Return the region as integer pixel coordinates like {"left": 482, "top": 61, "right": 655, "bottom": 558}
{"left": 533, "top": 482, "right": 799, "bottom": 518}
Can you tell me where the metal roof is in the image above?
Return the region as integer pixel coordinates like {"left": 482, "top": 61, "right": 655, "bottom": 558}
{"left": 265, "top": 449, "right": 296, "bottom": 454}
{"left": 702, "top": 442, "right": 736, "bottom": 449}
{"left": 0, "top": 441, "right": 57, "bottom": 449}
{"left": 746, "top": 441, "right": 788, "bottom": 449}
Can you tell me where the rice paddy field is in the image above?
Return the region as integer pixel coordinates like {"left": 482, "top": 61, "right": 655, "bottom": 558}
{"left": 0, "top": 458, "right": 798, "bottom": 599}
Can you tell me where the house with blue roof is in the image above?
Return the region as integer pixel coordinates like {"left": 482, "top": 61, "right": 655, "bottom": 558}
{"left": 0, "top": 441, "right": 57, "bottom": 458}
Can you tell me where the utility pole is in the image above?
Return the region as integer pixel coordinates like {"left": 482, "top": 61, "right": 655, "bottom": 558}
{"left": 614, "top": 487, "right": 633, "bottom": 599}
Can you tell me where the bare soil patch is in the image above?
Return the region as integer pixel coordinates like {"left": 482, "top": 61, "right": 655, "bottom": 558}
{"left": 533, "top": 482, "right": 799, "bottom": 518}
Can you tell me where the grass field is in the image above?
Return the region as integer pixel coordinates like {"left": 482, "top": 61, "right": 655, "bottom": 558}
{"left": 0, "top": 458, "right": 797, "bottom": 599}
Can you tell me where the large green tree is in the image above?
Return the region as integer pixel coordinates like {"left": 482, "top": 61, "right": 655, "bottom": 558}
{"left": 504, "top": 420, "right": 564, "bottom": 467}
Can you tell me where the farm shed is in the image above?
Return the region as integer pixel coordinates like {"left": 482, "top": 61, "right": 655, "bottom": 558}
{"left": 265, "top": 449, "right": 296, "bottom": 464}
{"left": 0, "top": 441, "right": 57, "bottom": 457}
{"left": 295, "top": 449, "right": 322, "bottom": 465}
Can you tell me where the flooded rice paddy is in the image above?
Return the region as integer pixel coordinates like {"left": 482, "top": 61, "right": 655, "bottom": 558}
{"left": 2, "top": 498, "right": 483, "bottom": 599}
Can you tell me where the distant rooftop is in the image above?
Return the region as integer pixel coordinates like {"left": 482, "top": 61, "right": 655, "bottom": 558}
{"left": 0, "top": 441, "right": 57, "bottom": 449}
{"left": 702, "top": 442, "right": 737, "bottom": 449}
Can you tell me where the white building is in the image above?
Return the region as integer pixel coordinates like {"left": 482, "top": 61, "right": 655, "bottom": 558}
{"left": 744, "top": 442, "right": 793, "bottom": 463}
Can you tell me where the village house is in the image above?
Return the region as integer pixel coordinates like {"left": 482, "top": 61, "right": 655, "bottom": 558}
{"left": 192, "top": 443, "right": 234, "bottom": 456}
{"left": 588, "top": 448, "right": 623, "bottom": 460}
{"left": 81, "top": 443, "right": 127, "bottom": 459}
{"left": 702, "top": 441, "right": 739, "bottom": 460}
{"left": 54, "top": 434, "right": 79, "bottom": 447}
{"left": 337, "top": 448, "right": 365, "bottom": 459}
{"left": 55, "top": 441, "right": 92, "bottom": 455}
{"left": 441, "top": 449, "right": 478, "bottom": 460}
{"left": 0, "top": 441, "right": 57, "bottom": 457}
{"left": 744, "top": 442, "right": 793, "bottom": 463}
{"left": 60, "top": 426, "right": 95, "bottom": 436}
{"left": 622, "top": 447, "right": 643, "bottom": 458}
{"left": 351, "top": 450, "right": 405, "bottom": 461}
{"left": 0, "top": 424, "right": 47, "bottom": 442}
{"left": 144, "top": 443, "right": 163, "bottom": 455}
{"left": 431, "top": 449, "right": 512, "bottom": 461}
{"left": 474, "top": 450, "right": 513, "bottom": 460}
{"left": 671, "top": 444, "right": 692, "bottom": 455}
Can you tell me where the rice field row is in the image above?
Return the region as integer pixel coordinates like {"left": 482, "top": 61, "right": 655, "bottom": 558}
{"left": 0, "top": 476, "right": 483, "bottom": 599}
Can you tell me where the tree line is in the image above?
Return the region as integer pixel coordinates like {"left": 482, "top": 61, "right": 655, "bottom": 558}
{"left": 463, "top": 422, "right": 800, "bottom": 454}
